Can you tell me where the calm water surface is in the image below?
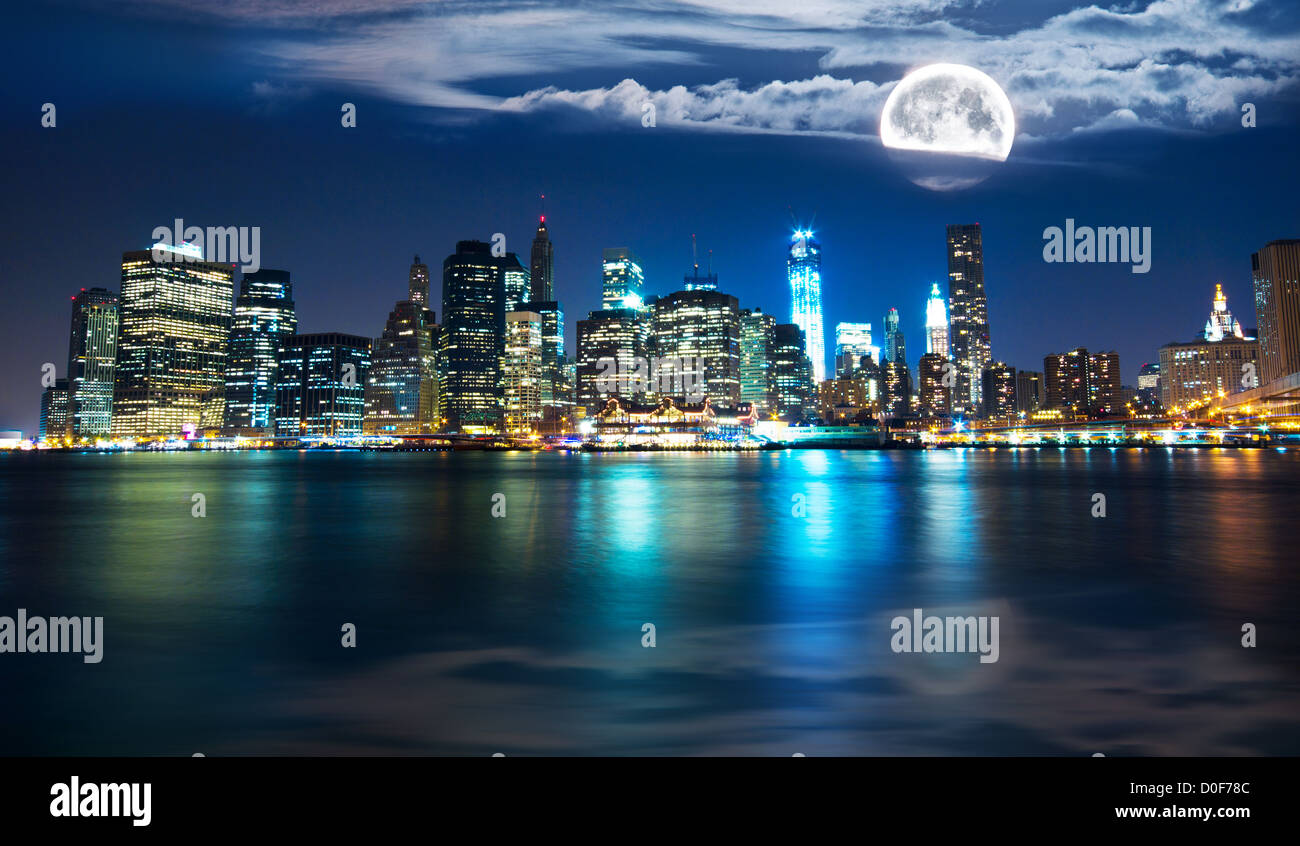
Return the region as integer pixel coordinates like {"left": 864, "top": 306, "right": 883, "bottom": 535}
{"left": 1, "top": 448, "right": 1297, "bottom": 755}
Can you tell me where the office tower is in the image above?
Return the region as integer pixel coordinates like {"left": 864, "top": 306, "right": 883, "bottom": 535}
{"left": 946, "top": 224, "right": 991, "bottom": 413}
{"left": 881, "top": 358, "right": 912, "bottom": 417}
{"left": 38, "top": 378, "right": 71, "bottom": 441}
{"left": 1044, "top": 349, "right": 1090, "bottom": 412}
{"left": 274, "top": 333, "right": 372, "bottom": 437}
{"left": 520, "top": 300, "right": 569, "bottom": 430}
{"left": 652, "top": 289, "right": 741, "bottom": 405}
{"left": 1136, "top": 362, "right": 1161, "bottom": 407}
{"left": 981, "top": 361, "right": 1017, "bottom": 418}
{"left": 740, "top": 308, "right": 776, "bottom": 415}
{"left": 834, "top": 322, "right": 879, "bottom": 378}
{"left": 112, "top": 244, "right": 235, "bottom": 437}
{"left": 501, "top": 252, "right": 531, "bottom": 313}
{"left": 884, "top": 307, "right": 907, "bottom": 364}
{"left": 1204, "top": 283, "right": 1246, "bottom": 342}
{"left": 602, "top": 247, "right": 645, "bottom": 310}
{"left": 683, "top": 236, "right": 718, "bottom": 291}
{"left": 529, "top": 217, "right": 554, "bottom": 303}
{"left": 787, "top": 230, "right": 826, "bottom": 382}
{"left": 770, "top": 323, "right": 814, "bottom": 418}
{"left": 67, "top": 287, "right": 119, "bottom": 437}
{"left": 1087, "top": 351, "right": 1122, "bottom": 414}
{"left": 1015, "top": 370, "right": 1045, "bottom": 414}
{"left": 818, "top": 375, "right": 871, "bottom": 422}
{"left": 1251, "top": 239, "right": 1300, "bottom": 384}
{"left": 504, "top": 311, "right": 544, "bottom": 435}
{"left": 918, "top": 353, "right": 951, "bottom": 416}
{"left": 576, "top": 308, "right": 649, "bottom": 410}
{"left": 364, "top": 300, "right": 438, "bottom": 435}
{"left": 925, "top": 282, "right": 949, "bottom": 357}
{"left": 223, "top": 269, "right": 297, "bottom": 434}
{"left": 439, "top": 240, "right": 506, "bottom": 433}
{"left": 409, "top": 255, "right": 430, "bottom": 307}
{"left": 1160, "top": 295, "right": 1260, "bottom": 412}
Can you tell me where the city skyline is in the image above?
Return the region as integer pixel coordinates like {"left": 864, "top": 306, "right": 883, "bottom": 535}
{"left": 16, "top": 217, "right": 1296, "bottom": 437}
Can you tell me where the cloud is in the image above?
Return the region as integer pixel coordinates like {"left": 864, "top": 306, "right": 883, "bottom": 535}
{"left": 117, "top": 0, "right": 1300, "bottom": 140}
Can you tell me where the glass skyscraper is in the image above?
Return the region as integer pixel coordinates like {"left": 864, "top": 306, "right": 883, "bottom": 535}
{"left": 601, "top": 247, "right": 645, "bottom": 311}
{"left": 39, "top": 378, "right": 71, "bottom": 441}
{"left": 502, "top": 252, "right": 530, "bottom": 313}
{"left": 275, "top": 333, "right": 372, "bottom": 437}
{"left": 770, "top": 322, "right": 814, "bottom": 419}
{"left": 652, "top": 289, "right": 741, "bottom": 405}
{"left": 946, "top": 223, "right": 991, "bottom": 414}
{"left": 787, "top": 230, "right": 825, "bottom": 383}
{"left": 576, "top": 308, "right": 649, "bottom": 410}
{"left": 113, "top": 245, "right": 235, "bottom": 437}
{"left": 740, "top": 308, "right": 776, "bottom": 415}
{"left": 67, "top": 287, "right": 119, "bottom": 438}
{"left": 439, "top": 240, "right": 506, "bottom": 433}
{"left": 834, "top": 322, "right": 878, "bottom": 378}
{"left": 223, "top": 269, "right": 297, "bottom": 434}
{"left": 363, "top": 299, "right": 438, "bottom": 435}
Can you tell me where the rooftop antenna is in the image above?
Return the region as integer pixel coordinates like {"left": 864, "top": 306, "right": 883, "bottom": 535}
{"left": 539, "top": 193, "right": 546, "bottom": 223}
{"left": 707, "top": 248, "right": 713, "bottom": 275}
{"left": 691, "top": 233, "right": 699, "bottom": 275}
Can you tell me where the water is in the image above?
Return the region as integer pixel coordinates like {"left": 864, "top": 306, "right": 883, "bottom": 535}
{"left": 1, "top": 448, "right": 1297, "bottom": 756}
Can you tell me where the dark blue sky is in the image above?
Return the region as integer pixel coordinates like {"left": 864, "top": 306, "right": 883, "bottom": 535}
{"left": 2, "top": 0, "right": 1298, "bottom": 432}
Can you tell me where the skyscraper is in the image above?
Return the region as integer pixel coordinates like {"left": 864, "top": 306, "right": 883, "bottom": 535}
{"left": 925, "top": 282, "right": 949, "bottom": 357}
{"left": 67, "top": 287, "right": 119, "bottom": 438}
{"left": 38, "top": 378, "right": 70, "bottom": 441}
{"left": 1044, "top": 349, "right": 1090, "bottom": 412}
{"left": 504, "top": 311, "right": 544, "bottom": 435}
{"left": 439, "top": 240, "right": 506, "bottom": 433}
{"left": 223, "top": 269, "right": 297, "bottom": 434}
{"left": 652, "top": 289, "right": 741, "bottom": 405}
{"left": 946, "top": 224, "right": 991, "bottom": 413}
{"left": 881, "top": 358, "right": 912, "bottom": 418}
{"left": 1251, "top": 239, "right": 1300, "bottom": 384}
{"left": 770, "top": 322, "right": 814, "bottom": 419}
{"left": 527, "top": 300, "right": 570, "bottom": 432}
{"left": 501, "top": 252, "right": 531, "bottom": 313}
{"left": 884, "top": 307, "right": 906, "bottom": 364}
{"left": 113, "top": 244, "right": 235, "bottom": 437}
{"left": 981, "top": 361, "right": 1017, "bottom": 418}
{"left": 529, "top": 217, "right": 554, "bottom": 304}
{"left": 1015, "top": 370, "right": 1045, "bottom": 414}
{"left": 740, "top": 308, "right": 776, "bottom": 415}
{"left": 1087, "top": 351, "right": 1122, "bottom": 414}
{"left": 601, "top": 248, "right": 645, "bottom": 311}
{"left": 833, "top": 322, "right": 878, "bottom": 378}
{"left": 788, "top": 230, "right": 825, "bottom": 383}
{"left": 275, "top": 333, "right": 372, "bottom": 437}
{"left": 408, "top": 255, "right": 430, "bottom": 307}
{"left": 576, "top": 308, "right": 649, "bottom": 410}
{"left": 918, "top": 353, "right": 951, "bottom": 416}
{"left": 363, "top": 299, "right": 438, "bottom": 435}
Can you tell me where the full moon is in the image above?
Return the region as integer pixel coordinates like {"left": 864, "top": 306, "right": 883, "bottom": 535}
{"left": 879, "top": 63, "right": 1015, "bottom": 190}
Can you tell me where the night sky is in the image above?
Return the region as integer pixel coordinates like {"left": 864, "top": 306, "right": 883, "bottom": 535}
{"left": 2, "top": 0, "right": 1298, "bottom": 433}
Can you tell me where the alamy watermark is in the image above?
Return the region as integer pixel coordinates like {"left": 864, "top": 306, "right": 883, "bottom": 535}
{"left": 0, "top": 609, "right": 103, "bottom": 663}
{"left": 595, "top": 355, "right": 708, "bottom": 401}
{"left": 151, "top": 218, "right": 261, "bottom": 273}
{"left": 1043, "top": 219, "right": 1151, "bottom": 274}
{"left": 890, "top": 607, "right": 999, "bottom": 663}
